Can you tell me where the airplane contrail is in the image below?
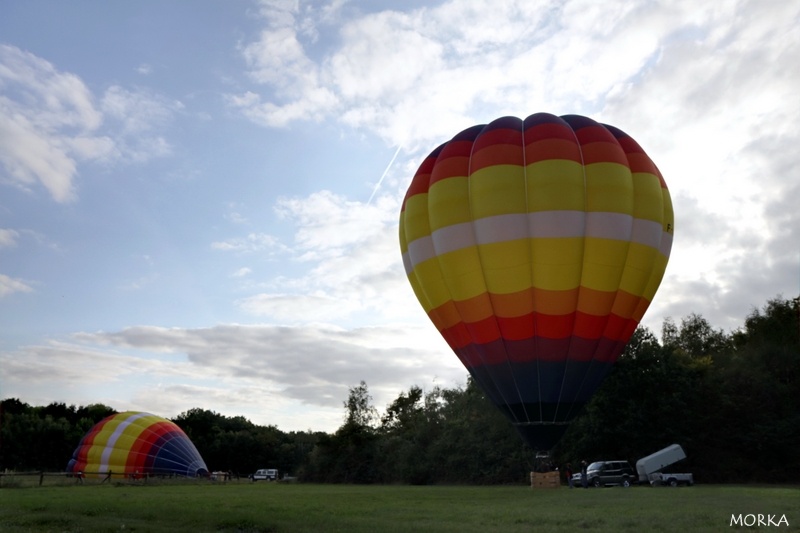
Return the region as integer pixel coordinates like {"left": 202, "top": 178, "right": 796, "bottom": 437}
{"left": 368, "top": 144, "right": 402, "bottom": 205}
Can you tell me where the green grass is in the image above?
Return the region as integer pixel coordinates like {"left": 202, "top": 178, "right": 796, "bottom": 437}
{"left": 0, "top": 481, "right": 798, "bottom": 532}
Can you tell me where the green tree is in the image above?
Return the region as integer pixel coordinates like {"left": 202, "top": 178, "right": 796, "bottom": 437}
{"left": 343, "top": 380, "right": 378, "bottom": 428}
{"left": 557, "top": 324, "right": 715, "bottom": 475}
{"left": 708, "top": 296, "right": 800, "bottom": 481}
{"left": 663, "top": 313, "right": 731, "bottom": 357}
{"left": 425, "top": 379, "right": 531, "bottom": 484}
{"left": 381, "top": 385, "right": 423, "bottom": 433}
{"left": 173, "top": 408, "right": 300, "bottom": 477}
{"left": 304, "top": 381, "right": 380, "bottom": 483}
{"left": 378, "top": 385, "right": 433, "bottom": 484}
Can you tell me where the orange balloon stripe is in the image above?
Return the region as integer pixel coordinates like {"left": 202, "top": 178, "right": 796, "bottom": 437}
{"left": 429, "top": 139, "right": 474, "bottom": 183}
{"left": 609, "top": 289, "right": 643, "bottom": 319}
{"left": 435, "top": 309, "right": 640, "bottom": 349}
{"left": 427, "top": 287, "right": 648, "bottom": 341}
{"left": 429, "top": 286, "right": 645, "bottom": 323}
{"left": 579, "top": 142, "right": 630, "bottom": 166}
{"left": 470, "top": 142, "right": 524, "bottom": 173}
{"left": 624, "top": 152, "right": 660, "bottom": 175}
{"left": 454, "top": 292, "right": 495, "bottom": 322}
{"left": 429, "top": 299, "right": 463, "bottom": 330}
{"left": 429, "top": 155, "right": 470, "bottom": 185}
{"left": 428, "top": 304, "right": 461, "bottom": 346}
{"left": 524, "top": 138, "right": 582, "bottom": 163}
{"left": 577, "top": 287, "right": 618, "bottom": 316}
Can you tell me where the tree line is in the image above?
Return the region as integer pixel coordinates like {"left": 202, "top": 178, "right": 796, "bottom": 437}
{"left": 1, "top": 295, "right": 797, "bottom": 484}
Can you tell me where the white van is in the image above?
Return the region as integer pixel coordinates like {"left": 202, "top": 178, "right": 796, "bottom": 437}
{"left": 249, "top": 468, "right": 278, "bottom": 481}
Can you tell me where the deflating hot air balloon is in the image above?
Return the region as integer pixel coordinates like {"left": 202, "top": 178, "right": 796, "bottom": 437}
{"left": 66, "top": 411, "right": 208, "bottom": 478}
{"left": 399, "top": 113, "right": 673, "bottom": 451}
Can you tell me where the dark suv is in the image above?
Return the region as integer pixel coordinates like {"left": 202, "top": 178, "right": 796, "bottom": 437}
{"left": 581, "top": 460, "right": 636, "bottom": 487}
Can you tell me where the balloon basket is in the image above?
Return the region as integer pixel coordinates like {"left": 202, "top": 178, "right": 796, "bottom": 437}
{"left": 530, "top": 470, "right": 561, "bottom": 489}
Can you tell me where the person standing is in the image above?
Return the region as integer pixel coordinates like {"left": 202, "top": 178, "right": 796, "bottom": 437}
{"left": 581, "top": 460, "right": 588, "bottom": 488}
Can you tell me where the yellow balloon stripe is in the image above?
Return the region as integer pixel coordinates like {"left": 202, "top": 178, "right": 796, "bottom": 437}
{"left": 95, "top": 412, "right": 159, "bottom": 473}
{"left": 405, "top": 217, "right": 668, "bottom": 297}
{"left": 525, "top": 159, "right": 586, "bottom": 212}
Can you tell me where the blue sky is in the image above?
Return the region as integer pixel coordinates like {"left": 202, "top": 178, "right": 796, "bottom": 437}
{"left": 1, "top": 0, "right": 798, "bottom": 433}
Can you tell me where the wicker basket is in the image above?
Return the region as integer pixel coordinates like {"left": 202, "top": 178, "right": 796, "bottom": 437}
{"left": 530, "top": 470, "right": 561, "bottom": 489}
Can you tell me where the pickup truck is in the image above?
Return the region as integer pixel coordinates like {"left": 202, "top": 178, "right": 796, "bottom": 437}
{"left": 572, "top": 460, "right": 637, "bottom": 487}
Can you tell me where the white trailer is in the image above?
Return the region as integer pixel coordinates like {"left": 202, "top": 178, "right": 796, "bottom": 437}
{"left": 648, "top": 471, "right": 694, "bottom": 487}
{"left": 636, "top": 444, "right": 693, "bottom": 486}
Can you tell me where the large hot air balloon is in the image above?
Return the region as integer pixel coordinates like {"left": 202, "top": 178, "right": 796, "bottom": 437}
{"left": 66, "top": 411, "right": 208, "bottom": 478}
{"left": 399, "top": 113, "right": 673, "bottom": 450}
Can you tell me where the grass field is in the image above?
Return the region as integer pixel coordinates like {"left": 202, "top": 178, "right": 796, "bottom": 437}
{"left": 1, "top": 479, "right": 798, "bottom": 532}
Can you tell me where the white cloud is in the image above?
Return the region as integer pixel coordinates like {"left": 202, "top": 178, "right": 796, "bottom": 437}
{"left": 0, "top": 273, "right": 34, "bottom": 297}
{"left": 118, "top": 274, "right": 159, "bottom": 292}
{"left": 230, "top": 190, "right": 414, "bottom": 325}
{"left": 0, "top": 45, "right": 102, "bottom": 201}
{"left": 232, "top": 267, "right": 253, "bottom": 278}
{"left": 229, "top": 0, "right": 673, "bottom": 148}
{"left": 0, "top": 45, "right": 179, "bottom": 202}
{"left": 274, "top": 190, "right": 396, "bottom": 258}
{"left": 0, "top": 321, "right": 461, "bottom": 431}
{"left": 0, "top": 95, "right": 80, "bottom": 202}
{"left": 0, "top": 45, "right": 101, "bottom": 130}
{"left": 225, "top": 204, "right": 249, "bottom": 224}
{"left": 101, "top": 85, "right": 178, "bottom": 135}
{"left": 0, "top": 228, "right": 20, "bottom": 248}
{"left": 253, "top": 0, "right": 304, "bottom": 30}
{"left": 99, "top": 85, "right": 179, "bottom": 162}
{"left": 211, "top": 232, "right": 282, "bottom": 253}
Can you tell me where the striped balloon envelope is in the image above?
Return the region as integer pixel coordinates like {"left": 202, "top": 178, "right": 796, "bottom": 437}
{"left": 399, "top": 113, "right": 673, "bottom": 450}
{"left": 66, "top": 411, "right": 208, "bottom": 478}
